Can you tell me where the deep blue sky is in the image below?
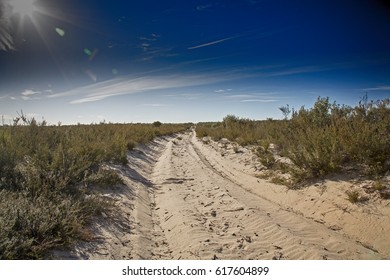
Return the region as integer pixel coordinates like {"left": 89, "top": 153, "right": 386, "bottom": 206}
{"left": 1, "top": 0, "right": 390, "bottom": 124}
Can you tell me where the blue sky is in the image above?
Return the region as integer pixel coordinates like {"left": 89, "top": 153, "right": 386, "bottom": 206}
{"left": 1, "top": 0, "right": 390, "bottom": 124}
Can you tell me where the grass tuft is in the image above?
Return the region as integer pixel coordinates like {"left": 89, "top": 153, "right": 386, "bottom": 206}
{"left": 346, "top": 190, "right": 363, "bottom": 203}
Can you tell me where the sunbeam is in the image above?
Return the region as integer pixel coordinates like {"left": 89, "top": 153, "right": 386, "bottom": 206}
{"left": 9, "top": 0, "right": 37, "bottom": 18}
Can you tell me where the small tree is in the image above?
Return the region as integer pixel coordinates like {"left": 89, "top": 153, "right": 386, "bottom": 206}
{"left": 153, "top": 121, "right": 162, "bottom": 127}
{"left": 279, "top": 105, "right": 291, "bottom": 120}
{"left": 222, "top": 115, "right": 239, "bottom": 129}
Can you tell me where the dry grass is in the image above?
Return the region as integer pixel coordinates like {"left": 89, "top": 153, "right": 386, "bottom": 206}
{"left": 0, "top": 116, "right": 190, "bottom": 259}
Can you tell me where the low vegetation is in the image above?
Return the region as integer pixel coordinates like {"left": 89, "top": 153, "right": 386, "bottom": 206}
{"left": 346, "top": 190, "right": 363, "bottom": 204}
{"left": 0, "top": 116, "right": 190, "bottom": 259}
{"left": 196, "top": 96, "right": 390, "bottom": 188}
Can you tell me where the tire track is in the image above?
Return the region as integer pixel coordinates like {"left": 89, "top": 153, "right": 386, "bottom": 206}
{"left": 148, "top": 131, "right": 382, "bottom": 259}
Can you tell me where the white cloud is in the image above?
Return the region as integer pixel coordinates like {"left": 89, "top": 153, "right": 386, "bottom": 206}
{"left": 21, "top": 89, "right": 40, "bottom": 96}
{"left": 20, "top": 89, "right": 42, "bottom": 100}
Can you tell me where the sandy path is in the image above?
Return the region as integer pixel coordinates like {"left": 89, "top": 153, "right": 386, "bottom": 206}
{"left": 61, "top": 130, "right": 387, "bottom": 259}
{"left": 135, "top": 131, "right": 383, "bottom": 260}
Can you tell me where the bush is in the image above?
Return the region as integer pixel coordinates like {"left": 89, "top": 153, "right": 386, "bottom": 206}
{"left": 85, "top": 168, "right": 124, "bottom": 188}
{"left": 196, "top": 97, "right": 390, "bottom": 185}
{"left": 153, "top": 121, "right": 162, "bottom": 127}
{"left": 0, "top": 190, "right": 110, "bottom": 259}
{"left": 127, "top": 140, "right": 137, "bottom": 151}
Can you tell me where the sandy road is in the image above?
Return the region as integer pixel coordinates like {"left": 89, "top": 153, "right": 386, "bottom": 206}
{"left": 63, "top": 129, "right": 385, "bottom": 260}
{"left": 128, "top": 130, "right": 382, "bottom": 260}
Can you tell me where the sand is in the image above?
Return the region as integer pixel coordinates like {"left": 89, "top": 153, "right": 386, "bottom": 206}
{"left": 59, "top": 129, "right": 390, "bottom": 260}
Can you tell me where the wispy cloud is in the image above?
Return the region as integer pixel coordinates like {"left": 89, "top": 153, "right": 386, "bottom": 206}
{"left": 189, "top": 26, "right": 295, "bottom": 53}
{"left": 188, "top": 36, "right": 236, "bottom": 50}
{"left": 139, "top": 34, "right": 160, "bottom": 42}
{"left": 139, "top": 34, "right": 161, "bottom": 52}
{"left": 220, "top": 90, "right": 280, "bottom": 100}
{"left": 215, "top": 90, "right": 281, "bottom": 103}
{"left": 240, "top": 61, "right": 360, "bottom": 78}
{"left": 163, "top": 93, "right": 200, "bottom": 100}
{"left": 226, "top": 94, "right": 256, "bottom": 99}
{"left": 21, "top": 89, "right": 40, "bottom": 96}
{"left": 49, "top": 71, "right": 242, "bottom": 104}
{"left": 222, "top": 92, "right": 280, "bottom": 102}
{"left": 140, "top": 47, "right": 177, "bottom": 61}
{"left": 362, "top": 86, "right": 390, "bottom": 91}
{"left": 240, "top": 99, "right": 278, "bottom": 103}
{"left": 45, "top": 60, "right": 353, "bottom": 105}
{"left": 137, "top": 34, "right": 178, "bottom": 60}
{"left": 20, "top": 89, "right": 42, "bottom": 100}
{"left": 264, "top": 65, "right": 335, "bottom": 77}
{"left": 214, "top": 89, "right": 232, "bottom": 93}
{"left": 139, "top": 37, "right": 154, "bottom": 42}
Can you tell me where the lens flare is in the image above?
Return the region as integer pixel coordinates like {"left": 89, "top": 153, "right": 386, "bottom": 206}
{"left": 9, "top": 0, "right": 37, "bottom": 18}
{"left": 55, "top": 27, "right": 65, "bottom": 37}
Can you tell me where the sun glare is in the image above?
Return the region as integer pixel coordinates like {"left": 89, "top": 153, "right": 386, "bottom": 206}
{"left": 9, "top": 0, "right": 37, "bottom": 18}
